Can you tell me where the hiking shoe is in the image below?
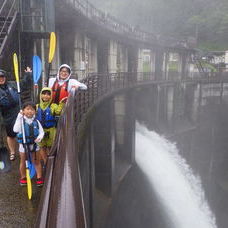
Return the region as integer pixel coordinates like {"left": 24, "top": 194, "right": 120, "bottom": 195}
{"left": 36, "top": 178, "right": 44, "bottom": 187}
{"left": 20, "top": 178, "right": 27, "bottom": 186}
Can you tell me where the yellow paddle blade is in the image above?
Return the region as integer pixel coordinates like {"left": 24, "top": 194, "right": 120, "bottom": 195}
{"left": 13, "top": 53, "right": 19, "bottom": 82}
{"left": 48, "top": 32, "right": 56, "bottom": 63}
{"left": 26, "top": 169, "right": 32, "bottom": 200}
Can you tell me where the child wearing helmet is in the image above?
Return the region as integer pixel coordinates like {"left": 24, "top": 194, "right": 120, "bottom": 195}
{"left": 13, "top": 101, "right": 44, "bottom": 186}
{"left": 36, "top": 87, "right": 66, "bottom": 165}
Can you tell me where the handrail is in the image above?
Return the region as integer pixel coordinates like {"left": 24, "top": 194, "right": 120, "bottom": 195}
{"left": 35, "top": 88, "right": 87, "bottom": 228}
{"left": 0, "top": 11, "right": 17, "bottom": 56}
{"left": 35, "top": 70, "right": 228, "bottom": 227}
{"left": 74, "top": 71, "right": 228, "bottom": 127}
{"left": 0, "top": 0, "right": 17, "bottom": 34}
{"left": 0, "top": 0, "right": 18, "bottom": 56}
{"left": 0, "top": 0, "right": 8, "bottom": 15}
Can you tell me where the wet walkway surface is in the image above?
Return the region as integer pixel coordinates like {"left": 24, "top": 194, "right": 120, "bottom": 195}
{"left": 0, "top": 153, "right": 41, "bottom": 227}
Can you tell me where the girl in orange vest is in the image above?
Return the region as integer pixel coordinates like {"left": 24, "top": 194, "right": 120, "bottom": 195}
{"left": 48, "top": 64, "right": 87, "bottom": 104}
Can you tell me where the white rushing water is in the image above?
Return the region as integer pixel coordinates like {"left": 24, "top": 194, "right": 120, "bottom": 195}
{"left": 135, "top": 123, "right": 217, "bottom": 228}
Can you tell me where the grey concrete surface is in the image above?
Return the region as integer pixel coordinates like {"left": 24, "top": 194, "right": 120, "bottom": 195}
{"left": 0, "top": 155, "right": 41, "bottom": 228}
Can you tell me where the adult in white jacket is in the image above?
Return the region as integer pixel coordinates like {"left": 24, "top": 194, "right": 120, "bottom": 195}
{"left": 48, "top": 64, "right": 87, "bottom": 104}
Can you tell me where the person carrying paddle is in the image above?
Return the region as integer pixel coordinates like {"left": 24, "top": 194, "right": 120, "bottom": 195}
{"left": 36, "top": 87, "right": 66, "bottom": 165}
{"left": 48, "top": 64, "right": 87, "bottom": 104}
{"left": 13, "top": 101, "right": 44, "bottom": 186}
{"left": 0, "top": 68, "right": 32, "bottom": 161}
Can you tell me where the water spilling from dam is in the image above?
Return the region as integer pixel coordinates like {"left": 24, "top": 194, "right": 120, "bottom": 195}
{"left": 136, "top": 123, "right": 217, "bottom": 228}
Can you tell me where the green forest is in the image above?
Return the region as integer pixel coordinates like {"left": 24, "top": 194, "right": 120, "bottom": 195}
{"left": 90, "top": 0, "right": 228, "bottom": 51}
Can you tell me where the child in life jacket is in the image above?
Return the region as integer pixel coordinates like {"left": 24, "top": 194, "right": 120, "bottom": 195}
{"left": 36, "top": 87, "right": 66, "bottom": 165}
{"left": 13, "top": 102, "right": 44, "bottom": 186}
{"left": 48, "top": 64, "right": 87, "bottom": 104}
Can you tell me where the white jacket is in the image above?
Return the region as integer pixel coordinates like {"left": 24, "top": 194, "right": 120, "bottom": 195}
{"left": 13, "top": 113, "right": 44, "bottom": 143}
{"left": 48, "top": 64, "right": 87, "bottom": 91}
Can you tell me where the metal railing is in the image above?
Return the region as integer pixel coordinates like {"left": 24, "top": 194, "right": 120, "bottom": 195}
{"left": 75, "top": 71, "right": 228, "bottom": 126}
{"left": 35, "top": 88, "right": 86, "bottom": 228}
{"left": 35, "top": 70, "right": 228, "bottom": 227}
{"left": 0, "top": 0, "right": 18, "bottom": 56}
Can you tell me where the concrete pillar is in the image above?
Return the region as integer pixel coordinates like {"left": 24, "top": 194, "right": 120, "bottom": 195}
{"left": 118, "top": 44, "right": 128, "bottom": 72}
{"left": 73, "top": 32, "right": 85, "bottom": 79}
{"left": 220, "top": 82, "right": 224, "bottom": 104}
{"left": 108, "top": 40, "right": 118, "bottom": 73}
{"left": 123, "top": 92, "right": 135, "bottom": 163}
{"left": 97, "top": 39, "right": 109, "bottom": 73}
{"left": 136, "top": 48, "right": 143, "bottom": 80}
{"left": 163, "top": 52, "right": 169, "bottom": 80}
{"left": 184, "top": 84, "right": 196, "bottom": 122}
{"left": 114, "top": 93, "right": 135, "bottom": 186}
{"left": 83, "top": 37, "right": 98, "bottom": 74}
{"left": 172, "top": 83, "right": 186, "bottom": 129}
{"left": 192, "top": 83, "right": 202, "bottom": 122}
{"left": 93, "top": 99, "right": 115, "bottom": 197}
{"left": 225, "top": 50, "right": 228, "bottom": 71}
{"left": 137, "top": 48, "right": 144, "bottom": 73}
{"left": 150, "top": 51, "right": 156, "bottom": 74}
{"left": 156, "top": 85, "right": 161, "bottom": 124}
{"left": 128, "top": 45, "right": 138, "bottom": 82}
{"left": 155, "top": 49, "right": 164, "bottom": 80}
{"left": 177, "top": 53, "right": 182, "bottom": 79}
{"left": 167, "top": 86, "right": 174, "bottom": 127}
{"left": 87, "top": 38, "right": 98, "bottom": 73}
{"left": 167, "top": 52, "right": 181, "bottom": 80}
{"left": 128, "top": 46, "right": 138, "bottom": 73}
{"left": 114, "top": 95, "right": 125, "bottom": 146}
{"left": 179, "top": 53, "right": 189, "bottom": 79}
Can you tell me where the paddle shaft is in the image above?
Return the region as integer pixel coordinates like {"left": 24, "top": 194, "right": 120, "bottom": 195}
{"left": 13, "top": 53, "right": 32, "bottom": 200}
{"left": 46, "top": 63, "right": 51, "bottom": 86}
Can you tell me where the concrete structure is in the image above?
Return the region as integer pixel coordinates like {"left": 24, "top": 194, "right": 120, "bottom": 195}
{"left": 0, "top": 0, "right": 195, "bottom": 83}
{"left": 0, "top": 1, "right": 202, "bottom": 228}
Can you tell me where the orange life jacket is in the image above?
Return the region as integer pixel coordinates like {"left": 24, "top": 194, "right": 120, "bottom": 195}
{"left": 52, "top": 80, "right": 69, "bottom": 104}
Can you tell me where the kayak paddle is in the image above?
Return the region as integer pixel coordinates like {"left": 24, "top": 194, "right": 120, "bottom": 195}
{"left": 13, "top": 53, "right": 32, "bottom": 200}
{"left": 46, "top": 32, "right": 56, "bottom": 86}
{"left": 32, "top": 55, "right": 42, "bottom": 102}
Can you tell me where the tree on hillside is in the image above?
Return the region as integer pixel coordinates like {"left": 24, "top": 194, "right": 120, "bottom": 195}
{"left": 89, "top": 0, "right": 228, "bottom": 50}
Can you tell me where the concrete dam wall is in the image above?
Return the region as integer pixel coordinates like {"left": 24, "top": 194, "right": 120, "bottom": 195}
{"left": 79, "top": 81, "right": 228, "bottom": 228}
